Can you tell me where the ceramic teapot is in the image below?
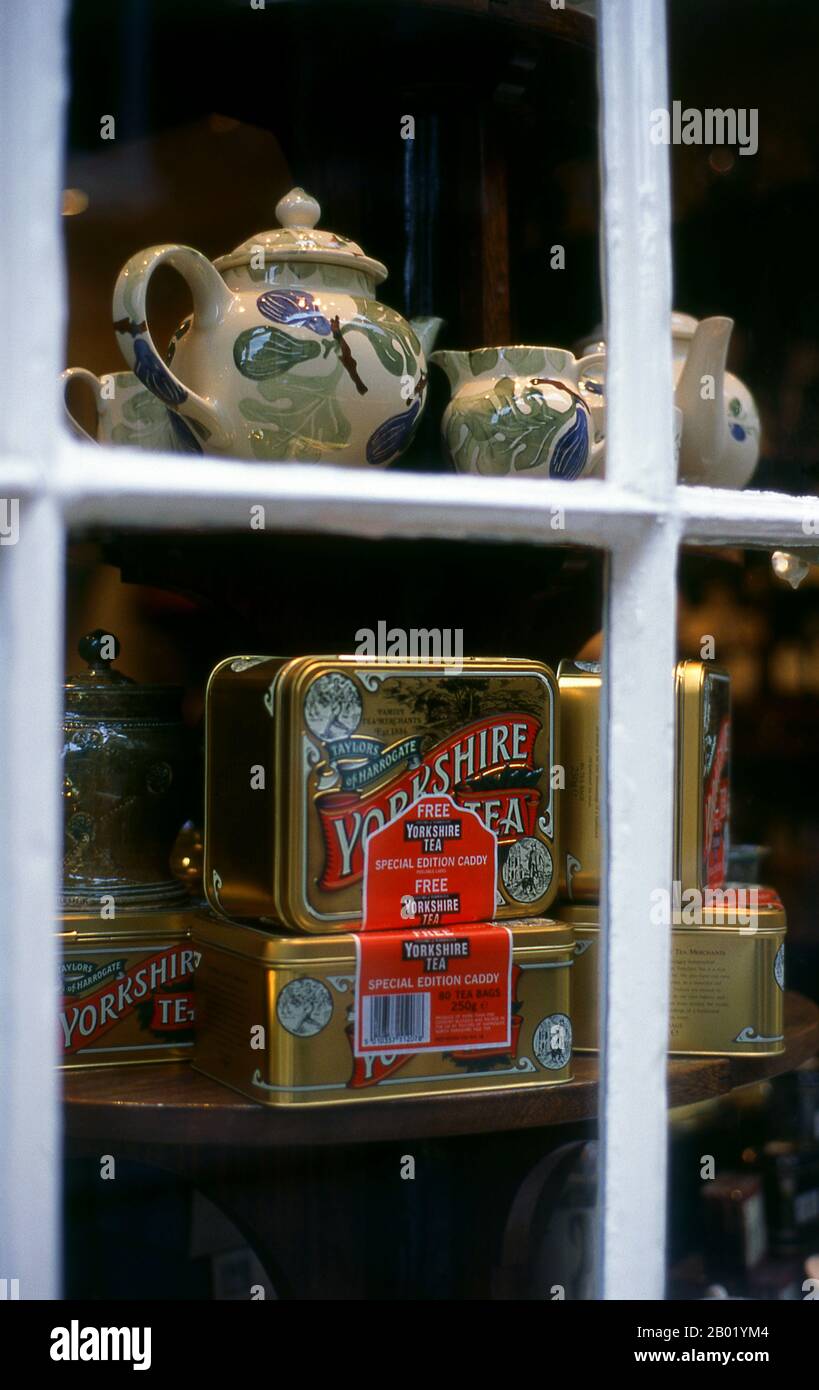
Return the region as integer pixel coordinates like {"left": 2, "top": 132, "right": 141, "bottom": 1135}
{"left": 578, "top": 312, "right": 761, "bottom": 488}
{"left": 113, "top": 187, "right": 442, "bottom": 466}
{"left": 430, "top": 345, "right": 606, "bottom": 479}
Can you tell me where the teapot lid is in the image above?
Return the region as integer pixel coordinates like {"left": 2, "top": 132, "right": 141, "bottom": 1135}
{"left": 65, "top": 630, "right": 183, "bottom": 719}
{"left": 577, "top": 311, "right": 701, "bottom": 354}
{"left": 213, "top": 186, "right": 388, "bottom": 284}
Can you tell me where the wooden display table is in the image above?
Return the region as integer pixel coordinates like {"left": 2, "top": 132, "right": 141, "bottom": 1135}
{"left": 62, "top": 994, "right": 818, "bottom": 1298}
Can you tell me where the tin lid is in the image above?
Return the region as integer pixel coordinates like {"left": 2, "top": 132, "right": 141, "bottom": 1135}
{"left": 192, "top": 911, "right": 573, "bottom": 965}
{"left": 557, "top": 657, "right": 601, "bottom": 686}
{"left": 213, "top": 187, "right": 388, "bottom": 284}
{"left": 556, "top": 887, "right": 786, "bottom": 931}
{"left": 59, "top": 907, "right": 195, "bottom": 946}
{"left": 557, "top": 902, "right": 600, "bottom": 927}
{"left": 65, "top": 630, "right": 183, "bottom": 720}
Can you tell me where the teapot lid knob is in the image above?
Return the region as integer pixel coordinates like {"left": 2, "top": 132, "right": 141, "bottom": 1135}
{"left": 78, "top": 628, "right": 121, "bottom": 670}
{"left": 275, "top": 186, "right": 321, "bottom": 230}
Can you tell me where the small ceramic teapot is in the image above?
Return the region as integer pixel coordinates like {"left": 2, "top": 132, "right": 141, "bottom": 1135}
{"left": 113, "top": 187, "right": 442, "bottom": 467}
{"left": 430, "top": 345, "right": 606, "bottom": 479}
{"left": 578, "top": 312, "right": 760, "bottom": 488}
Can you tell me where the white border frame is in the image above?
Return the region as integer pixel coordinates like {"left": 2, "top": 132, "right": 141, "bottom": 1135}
{"left": 1, "top": 0, "right": 815, "bottom": 1301}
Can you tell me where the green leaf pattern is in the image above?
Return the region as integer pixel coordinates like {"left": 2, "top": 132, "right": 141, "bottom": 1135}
{"left": 445, "top": 376, "right": 578, "bottom": 476}
{"left": 238, "top": 359, "right": 351, "bottom": 460}
{"left": 346, "top": 298, "right": 420, "bottom": 378}
{"left": 234, "top": 325, "right": 322, "bottom": 379}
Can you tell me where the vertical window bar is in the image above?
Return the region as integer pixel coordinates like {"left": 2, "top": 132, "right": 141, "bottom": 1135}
{"left": 0, "top": 0, "right": 67, "bottom": 1299}
{"left": 597, "top": 0, "right": 678, "bottom": 1298}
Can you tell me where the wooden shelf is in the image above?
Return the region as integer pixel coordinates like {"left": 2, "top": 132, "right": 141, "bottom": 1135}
{"left": 63, "top": 991, "right": 819, "bottom": 1150}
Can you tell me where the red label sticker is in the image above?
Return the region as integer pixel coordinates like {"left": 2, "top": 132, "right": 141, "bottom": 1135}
{"left": 353, "top": 924, "right": 512, "bottom": 1056}
{"left": 362, "top": 792, "right": 497, "bottom": 930}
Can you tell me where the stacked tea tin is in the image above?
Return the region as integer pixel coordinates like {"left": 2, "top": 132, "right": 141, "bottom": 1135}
{"left": 60, "top": 631, "right": 198, "bottom": 1069}
{"left": 556, "top": 657, "right": 786, "bottom": 1057}
{"left": 195, "top": 655, "right": 575, "bottom": 1106}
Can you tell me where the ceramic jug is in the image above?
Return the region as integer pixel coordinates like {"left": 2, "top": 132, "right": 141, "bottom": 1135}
{"left": 430, "top": 346, "right": 606, "bottom": 480}
{"left": 578, "top": 312, "right": 760, "bottom": 488}
{"left": 61, "top": 368, "right": 201, "bottom": 452}
{"left": 113, "top": 187, "right": 442, "bottom": 467}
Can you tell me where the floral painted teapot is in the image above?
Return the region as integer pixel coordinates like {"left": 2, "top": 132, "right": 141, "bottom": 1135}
{"left": 113, "top": 187, "right": 442, "bottom": 466}
{"left": 578, "top": 312, "right": 760, "bottom": 489}
{"left": 430, "top": 345, "right": 606, "bottom": 479}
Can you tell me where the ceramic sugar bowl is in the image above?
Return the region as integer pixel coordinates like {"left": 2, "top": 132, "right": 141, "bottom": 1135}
{"left": 113, "top": 187, "right": 442, "bottom": 467}
{"left": 430, "top": 345, "right": 606, "bottom": 479}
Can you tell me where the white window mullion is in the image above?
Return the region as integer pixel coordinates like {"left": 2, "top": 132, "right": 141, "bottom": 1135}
{"left": 598, "top": 0, "right": 677, "bottom": 1299}
{"left": 0, "top": 0, "right": 68, "bottom": 1299}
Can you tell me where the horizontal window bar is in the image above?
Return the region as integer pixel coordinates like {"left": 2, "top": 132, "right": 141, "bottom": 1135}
{"left": 7, "top": 448, "right": 819, "bottom": 550}
{"left": 54, "top": 443, "right": 660, "bottom": 546}
{"left": 680, "top": 484, "right": 819, "bottom": 546}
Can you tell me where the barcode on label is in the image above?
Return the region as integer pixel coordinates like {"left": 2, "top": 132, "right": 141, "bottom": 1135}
{"left": 361, "top": 992, "right": 430, "bottom": 1048}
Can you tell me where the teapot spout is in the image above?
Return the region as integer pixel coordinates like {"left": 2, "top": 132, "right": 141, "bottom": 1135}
{"left": 410, "top": 315, "right": 445, "bottom": 359}
{"left": 675, "top": 315, "right": 733, "bottom": 471}
{"left": 429, "top": 348, "right": 470, "bottom": 395}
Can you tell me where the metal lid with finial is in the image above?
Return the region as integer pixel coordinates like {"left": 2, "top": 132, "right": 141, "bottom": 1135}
{"left": 213, "top": 185, "right": 388, "bottom": 283}
{"left": 65, "top": 630, "right": 183, "bottom": 719}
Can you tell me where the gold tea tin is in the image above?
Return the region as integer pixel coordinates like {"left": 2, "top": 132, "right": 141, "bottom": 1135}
{"left": 564, "top": 890, "right": 786, "bottom": 1055}
{"left": 556, "top": 660, "right": 600, "bottom": 901}
{"left": 59, "top": 909, "right": 197, "bottom": 1068}
{"left": 675, "top": 660, "right": 731, "bottom": 892}
{"left": 555, "top": 657, "right": 731, "bottom": 899}
{"left": 205, "top": 655, "right": 559, "bottom": 932}
{"left": 192, "top": 913, "right": 574, "bottom": 1106}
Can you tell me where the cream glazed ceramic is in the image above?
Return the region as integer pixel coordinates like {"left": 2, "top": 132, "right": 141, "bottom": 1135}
{"left": 60, "top": 368, "right": 201, "bottom": 451}
{"left": 430, "top": 345, "right": 607, "bottom": 479}
{"left": 578, "top": 312, "right": 761, "bottom": 488}
{"left": 113, "top": 187, "right": 442, "bottom": 466}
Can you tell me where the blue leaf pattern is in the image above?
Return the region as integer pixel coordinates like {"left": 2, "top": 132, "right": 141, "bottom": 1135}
{"left": 257, "top": 289, "right": 332, "bottom": 336}
{"left": 549, "top": 406, "right": 589, "bottom": 480}
{"left": 168, "top": 411, "right": 203, "bottom": 454}
{"left": 366, "top": 399, "right": 421, "bottom": 466}
{"left": 133, "top": 338, "right": 188, "bottom": 407}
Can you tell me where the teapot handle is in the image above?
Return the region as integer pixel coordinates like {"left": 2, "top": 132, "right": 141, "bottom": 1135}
{"left": 113, "top": 244, "right": 233, "bottom": 451}
{"left": 60, "top": 366, "right": 103, "bottom": 443}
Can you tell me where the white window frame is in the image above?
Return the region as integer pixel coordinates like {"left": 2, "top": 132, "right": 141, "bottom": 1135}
{"left": 0, "top": 0, "right": 811, "bottom": 1301}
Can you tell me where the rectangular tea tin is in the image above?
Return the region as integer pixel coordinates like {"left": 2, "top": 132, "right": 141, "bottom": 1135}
{"left": 563, "top": 890, "right": 786, "bottom": 1056}
{"left": 557, "top": 660, "right": 601, "bottom": 902}
{"left": 59, "top": 909, "right": 197, "bottom": 1068}
{"left": 556, "top": 657, "right": 731, "bottom": 900}
{"left": 205, "top": 655, "right": 559, "bottom": 932}
{"left": 192, "top": 913, "right": 573, "bottom": 1106}
{"left": 675, "top": 660, "right": 731, "bottom": 892}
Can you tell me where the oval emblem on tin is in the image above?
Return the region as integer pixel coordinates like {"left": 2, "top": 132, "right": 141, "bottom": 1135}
{"left": 304, "top": 673, "right": 362, "bottom": 741}
{"left": 774, "top": 943, "right": 785, "bottom": 991}
{"left": 533, "top": 1012, "right": 572, "bottom": 1070}
{"left": 276, "top": 977, "right": 333, "bottom": 1037}
{"left": 502, "top": 837, "right": 553, "bottom": 902}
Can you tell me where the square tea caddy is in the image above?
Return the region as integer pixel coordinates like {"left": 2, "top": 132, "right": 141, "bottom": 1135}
{"left": 204, "top": 655, "right": 559, "bottom": 932}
